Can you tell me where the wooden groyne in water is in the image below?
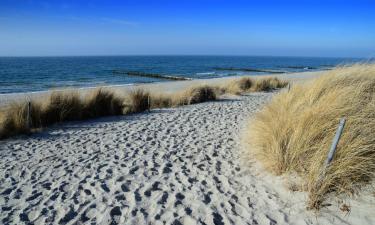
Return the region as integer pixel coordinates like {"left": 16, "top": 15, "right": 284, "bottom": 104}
{"left": 112, "top": 70, "right": 192, "bottom": 81}
{"left": 213, "top": 67, "right": 286, "bottom": 74}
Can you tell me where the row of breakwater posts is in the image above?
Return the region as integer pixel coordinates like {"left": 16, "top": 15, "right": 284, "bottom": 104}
{"left": 213, "top": 67, "right": 287, "bottom": 74}
{"left": 112, "top": 67, "right": 294, "bottom": 81}
{"left": 113, "top": 66, "right": 329, "bottom": 81}
{"left": 112, "top": 70, "right": 192, "bottom": 81}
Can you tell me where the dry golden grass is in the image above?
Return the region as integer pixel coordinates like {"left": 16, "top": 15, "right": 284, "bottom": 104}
{"left": 124, "top": 89, "right": 150, "bottom": 113}
{"left": 150, "top": 93, "right": 173, "bottom": 109}
{"left": 246, "top": 64, "right": 375, "bottom": 209}
{"left": 237, "top": 77, "right": 254, "bottom": 90}
{"left": 0, "top": 89, "right": 125, "bottom": 139}
{"left": 251, "top": 77, "right": 288, "bottom": 92}
{"left": 0, "top": 76, "right": 289, "bottom": 140}
{"left": 222, "top": 77, "right": 287, "bottom": 95}
{"left": 0, "top": 103, "right": 40, "bottom": 139}
{"left": 182, "top": 85, "right": 217, "bottom": 105}
{"left": 223, "top": 77, "right": 253, "bottom": 95}
{"left": 41, "top": 92, "right": 83, "bottom": 125}
{"left": 151, "top": 85, "right": 218, "bottom": 107}
{"left": 83, "top": 88, "right": 123, "bottom": 118}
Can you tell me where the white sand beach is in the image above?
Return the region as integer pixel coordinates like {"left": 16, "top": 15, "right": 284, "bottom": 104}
{"left": 1, "top": 72, "right": 374, "bottom": 225}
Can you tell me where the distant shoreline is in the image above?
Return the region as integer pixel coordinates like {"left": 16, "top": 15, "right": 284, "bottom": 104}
{"left": 1, "top": 55, "right": 362, "bottom": 95}
{"left": 0, "top": 70, "right": 324, "bottom": 106}
{"left": 0, "top": 55, "right": 365, "bottom": 59}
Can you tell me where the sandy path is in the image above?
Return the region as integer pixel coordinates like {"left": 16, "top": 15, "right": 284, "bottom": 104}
{"left": 0, "top": 93, "right": 373, "bottom": 225}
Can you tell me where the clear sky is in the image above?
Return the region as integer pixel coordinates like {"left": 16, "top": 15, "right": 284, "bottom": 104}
{"left": 0, "top": 0, "right": 374, "bottom": 57}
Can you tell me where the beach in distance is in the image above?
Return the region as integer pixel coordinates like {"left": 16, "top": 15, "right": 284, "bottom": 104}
{"left": 1, "top": 62, "right": 375, "bottom": 225}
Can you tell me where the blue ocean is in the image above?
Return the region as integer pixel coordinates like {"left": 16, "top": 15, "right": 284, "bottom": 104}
{"left": 0, "top": 56, "right": 364, "bottom": 94}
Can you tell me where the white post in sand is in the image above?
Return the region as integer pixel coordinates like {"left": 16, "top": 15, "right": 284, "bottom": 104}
{"left": 325, "top": 118, "right": 346, "bottom": 165}
{"left": 316, "top": 118, "right": 346, "bottom": 185}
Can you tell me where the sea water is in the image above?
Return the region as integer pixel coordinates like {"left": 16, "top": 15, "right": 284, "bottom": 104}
{"left": 0, "top": 55, "right": 363, "bottom": 94}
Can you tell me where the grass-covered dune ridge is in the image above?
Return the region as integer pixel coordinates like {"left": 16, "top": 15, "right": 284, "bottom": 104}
{"left": 0, "top": 77, "right": 287, "bottom": 140}
{"left": 245, "top": 64, "right": 375, "bottom": 209}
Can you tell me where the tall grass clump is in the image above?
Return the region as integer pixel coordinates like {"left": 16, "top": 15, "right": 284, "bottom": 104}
{"left": 83, "top": 89, "right": 123, "bottom": 118}
{"left": 0, "top": 89, "right": 125, "bottom": 139}
{"left": 251, "top": 77, "right": 288, "bottom": 92}
{"left": 150, "top": 86, "right": 219, "bottom": 108}
{"left": 0, "top": 102, "right": 41, "bottom": 139}
{"left": 225, "top": 77, "right": 254, "bottom": 94}
{"left": 223, "top": 77, "right": 287, "bottom": 95}
{"left": 246, "top": 64, "right": 375, "bottom": 209}
{"left": 178, "top": 85, "right": 217, "bottom": 105}
{"left": 124, "top": 89, "right": 150, "bottom": 113}
{"left": 41, "top": 92, "right": 83, "bottom": 125}
{"left": 150, "top": 94, "right": 173, "bottom": 109}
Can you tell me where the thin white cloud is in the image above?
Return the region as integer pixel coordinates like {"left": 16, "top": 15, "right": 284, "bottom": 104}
{"left": 64, "top": 16, "right": 139, "bottom": 28}
{"left": 101, "top": 17, "right": 139, "bottom": 27}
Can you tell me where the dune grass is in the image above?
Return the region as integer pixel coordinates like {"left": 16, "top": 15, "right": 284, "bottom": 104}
{"left": 179, "top": 85, "right": 217, "bottom": 105}
{"left": 223, "top": 77, "right": 287, "bottom": 94}
{"left": 0, "top": 76, "right": 288, "bottom": 140}
{"left": 252, "top": 77, "right": 288, "bottom": 92}
{"left": 41, "top": 92, "right": 83, "bottom": 125}
{"left": 124, "top": 89, "right": 150, "bottom": 113}
{"left": 224, "top": 77, "right": 253, "bottom": 95}
{"left": 150, "top": 94, "right": 173, "bottom": 109}
{"left": 83, "top": 89, "right": 123, "bottom": 118}
{"left": 150, "top": 85, "right": 218, "bottom": 108}
{"left": 0, "top": 102, "right": 38, "bottom": 139}
{"left": 245, "top": 64, "right": 375, "bottom": 209}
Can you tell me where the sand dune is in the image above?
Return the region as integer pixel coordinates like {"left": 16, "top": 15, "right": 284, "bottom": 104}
{"left": 1, "top": 92, "right": 374, "bottom": 225}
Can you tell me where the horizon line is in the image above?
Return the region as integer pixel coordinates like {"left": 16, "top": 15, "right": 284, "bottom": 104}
{"left": 0, "top": 54, "right": 366, "bottom": 59}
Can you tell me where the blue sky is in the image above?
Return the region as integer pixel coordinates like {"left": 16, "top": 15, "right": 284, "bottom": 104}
{"left": 0, "top": 0, "right": 374, "bottom": 57}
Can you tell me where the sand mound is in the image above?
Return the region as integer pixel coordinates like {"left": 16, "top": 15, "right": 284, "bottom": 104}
{"left": 246, "top": 64, "right": 375, "bottom": 209}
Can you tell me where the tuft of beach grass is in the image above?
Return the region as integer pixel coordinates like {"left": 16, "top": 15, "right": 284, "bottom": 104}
{"left": 41, "top": 92, "right": 83, "bottom": 125}
{"left": 124, "top": 89, "right": 150, "bottom": 113}
{"left": 83, "top": 88, "right": 124, "bottom": 118}
{"left": 181, "top": 85, "right": 217, "bottom": 105}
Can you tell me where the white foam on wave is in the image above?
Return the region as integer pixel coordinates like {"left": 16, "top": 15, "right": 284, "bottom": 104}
{"left": 196, "top": 72, "right": 215, "bottom": 75}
